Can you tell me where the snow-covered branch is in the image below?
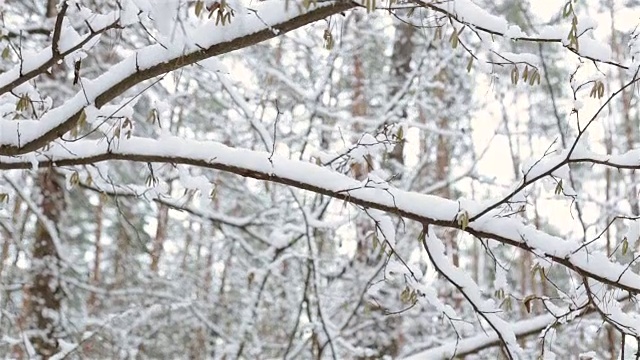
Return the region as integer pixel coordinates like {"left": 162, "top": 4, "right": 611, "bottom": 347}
{"left": 4, "top": 0, "right": 640, "bottom": 357}
{"left": 1, "top": 0, "right": 630, "bottom": 160}
{"left": 420, "top": 226, "right": 522, "bottom": 359}
{"left": 405, "top": 292, "right": 632, "bottom": 359}
{"left": 0, "top": 1, "right": 354, "bottom": 156}
{"left": 414, "top": 0, "right": 627, "bottom": 69}
{"left": 3, "top": 136, "right": 640, "bottom": 295}
{"left": 0, "top": 4, "right": 122, "bottom": 95}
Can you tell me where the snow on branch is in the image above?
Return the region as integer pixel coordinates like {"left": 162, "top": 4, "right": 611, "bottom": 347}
{"left": 420, "top": 226, "right": 522, "bottom": 359}
{"left": 414, "top": 0, "right": 625, "bottom": 69}
{"left": 404, "top": 291, "right": 631, "bottom": 359}
{"left": 3, "top": 135, "right": 640, "bottom": 295}
{"left": 0, "top": 0, "right": 630, "bottom": 159}
{"left": 0, "top": 3, "right": 123, "bottom": 95}
{"left": 0, "top": 1, "right": 354, "bottom": 156}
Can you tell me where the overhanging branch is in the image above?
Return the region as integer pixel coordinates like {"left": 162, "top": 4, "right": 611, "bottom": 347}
{"left": 0, "top": 1, "right": 356, "bottom": 156}
{"left": 3, "top": 136, "right": 640, "bottom": 295}
{"left": 404, "top": 293, "right": 630, "bottom": 359}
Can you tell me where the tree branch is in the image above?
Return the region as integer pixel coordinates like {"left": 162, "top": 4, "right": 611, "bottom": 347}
{"left": 3, "top": 136, "right": 640, "bottom": 295}
{"left": 404, "top": 292, "right": 631, "bottom": 359}
{"left": 0, "top": 16, "right": 121, "bottom": 96}
{"left": 412, "top": 0, "right": 629, "bottom": 69}
{"left": 51, "top": 1, "right": 68, "bottom": 57}
{"left": 0, "top": 1, "right": 356, "bottom": 156}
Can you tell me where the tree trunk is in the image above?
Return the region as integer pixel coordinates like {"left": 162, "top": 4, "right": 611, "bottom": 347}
{"left": 387, "top": 23, "right": 415, "bottom": 169}
{"left": 29, "top": 170, "right": 65, "bottom": 358}
{"left": 150, "top": 203, "right": 169, "bottom": 273}
{"left": 88, "top": 196, "right": 103, "bottom": 310}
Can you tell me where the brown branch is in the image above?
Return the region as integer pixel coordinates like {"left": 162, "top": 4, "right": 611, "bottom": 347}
{"left": 420, "top": 225, "right": 517, "bottom": 360}
{"left": 4, "top": 27, "right": 52, "bottom": 39}
{"left": 407, "top": 293, "right": 630, "bottom": 359}
{"left": 582, "top": 277, "right": 639, "bottom": 337}
{"left": 0, "top": 1, "right": 356, "bottom": 156}
{"left": 469, "top": 76, "right": 640, "bottom": 223}
{"left": 2, "top": 141, "right": 640, "bottom": 294}
{"left": 2, "top": 0, "right": 625, "bottom": 158}
{"left": 412, "top": 0, "right": 629, "bottom": 70}
{"left": 0, "top": 21, "right": 121, "bottom": 96}
{"left": 51, "top": 1, "right": 68, "bottom": 57}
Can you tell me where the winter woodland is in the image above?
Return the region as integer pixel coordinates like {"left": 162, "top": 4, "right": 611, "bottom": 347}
{"left": 1, "top": 0, "right": 640, "bottom": 359}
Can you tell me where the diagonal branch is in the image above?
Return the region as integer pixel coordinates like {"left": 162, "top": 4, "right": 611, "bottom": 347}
{"left": 1, "top": 0, "right": 627, "bottom": 159}
{"left": 412, "top": 0, "right": 628, "bottom": 69}
{"left": 0, "top": 15, "right": 121, "bottom": 96}
{"left": 404, "top": 292, "right": 631, "bottom": 359}
{"left": 420, "top": 225, "right": 521, "bottom": 360}
{"left": 51, "top": 1, "right": 69, "bottom": 57}
{"left": 0, "top": 1, "right": 356, "bottom": 156}
{"left": 582, "top": 278, "right": 640, "bottom": 337}
{"left": 469, "top": 75, "right": 640, "bottom": 223}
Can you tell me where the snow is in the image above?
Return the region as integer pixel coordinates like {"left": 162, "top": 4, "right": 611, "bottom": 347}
{"left": 434, "top": 0, "right": 508, "bottom": 34}
{"left": 0, "top": 0, "right": 622, "bottom": 166}
{"left": 370, "top": 209, "right": 396, "bottom": 247}
{"left": 58, "top": 20, "right": 83, "bottom": 54}
{"left": 0, "top": 6, "right": 120, "bottom": 93}
{"left": 521, "top": 150, "right": 568, "bottom": 180}
{"left": 624, "top": 219, "right": 640, "bottom": 250}
{"left": 431, "top": 0, "right": 615, "bottom": 66}
{"left": 578, "top": 36, "right": 613, "bottom": 62}
{"left": 493, "top": 265, "right": 507, "bottom": 291}
{"left": 406, "top": 291, "right": 631, "bottom": 359}
{"left": 405, "top": 312, "right": 552, "bottom": 359}
{"left": 150, "top": 0, "right": 179, "bottom": 36}
{"left": 585, "top": 281, "right": 640, "bottom": 337}
{"left": 0, "top": 0, "right": 342, "bottom": 149}
{"left": 504, "top": 25, "right": 526, "bottom": 39}
{"left": 3, "top": 135, "right": 639, "bottom": 297}
{"left": 422, "top": 230, "right": 523, "bottom": 358}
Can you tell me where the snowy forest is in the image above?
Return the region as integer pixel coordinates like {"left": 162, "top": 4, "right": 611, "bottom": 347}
{"left": 2, "top": 0, "right": 640, "bottom": 359}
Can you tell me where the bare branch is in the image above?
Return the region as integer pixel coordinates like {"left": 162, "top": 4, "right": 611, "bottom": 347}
{"left": 51, "top": 1, "right": 69, "bottom": 57}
